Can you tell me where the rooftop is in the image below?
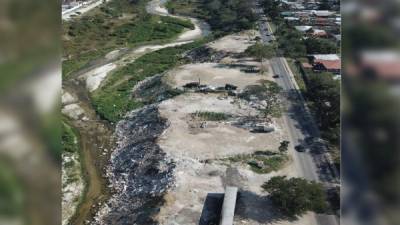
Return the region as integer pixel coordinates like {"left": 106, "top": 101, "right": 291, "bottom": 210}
{"left": 312, "top": 54, "right": 340, "bottom": 61}
{"left": 312, "top": 10, "right": 336, "bottom": 17}
{"left": 295, "top": 26, "right": 313, "bottom": 32}
{"left": 315, "top": 59, "right": 341, "bottom": 70}
{"left": 361, "top": 50, "right": 400, "bottom": 78}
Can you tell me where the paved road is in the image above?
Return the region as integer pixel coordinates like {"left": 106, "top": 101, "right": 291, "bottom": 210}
{"left": 253, "top": 1, "right": 340, "bottom": 225}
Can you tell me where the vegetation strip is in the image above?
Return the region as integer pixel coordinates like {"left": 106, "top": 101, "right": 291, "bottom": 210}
{"left": 63, "top": 0, "right": 195, "bottom": 78}
{"left": 91, "top": 38, "right": 211, "bottom": 122}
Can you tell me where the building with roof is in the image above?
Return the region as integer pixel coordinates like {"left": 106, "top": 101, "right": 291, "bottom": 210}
{"left": 358, "top": 51, "right": 400, "bottom": 80}
{"left": 314, "top": 59, "right": 341, "bottom": 74}
{"left": 312, "top": 10, "right": 336, "bottom": 17}
{"left": 295, "top": 25, "right": 313, "bottom": 32}
{"left": 311, "top": 54, "right": 340, "bottom": 61}
{"left": 311, "top": 29, "right": 328, "bottom": 37}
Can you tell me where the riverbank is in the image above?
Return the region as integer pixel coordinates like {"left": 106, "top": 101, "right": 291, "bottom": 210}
{"left": 61, "top": 0, "right": 210, "bottom": 224}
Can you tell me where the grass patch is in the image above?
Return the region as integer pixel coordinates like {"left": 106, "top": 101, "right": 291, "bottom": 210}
{"left": 166, "top": 0, "right": 202, "bottom": 16}
{"left": 0, "top": 161, "right": 23, "bottom": 217}
{"left": 287, "top": 58, "right": 307, "bottom": 93}
{"left": 62, "top": 121, "right": 79, "bottom": 153}
{"left": 92, "top": 38, "right": 210, "bottom": 122}
{"left": 220, "top": 150, "right": 289, "bottom": 174}
{"left": 192, "top": 111, "right": 231, "bottom": 121}
{"left": 62, "top": 0, "right": 195, "bottom": 78}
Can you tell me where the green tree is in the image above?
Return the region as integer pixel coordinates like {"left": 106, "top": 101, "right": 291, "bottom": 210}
{"left": 245, "top": 42, "right": 276, "bottom": 61}
{"left": 306, "top": 73, "right": 340, "bottom": 145}
{"left": 262, "top": 176, "right": 328, "bottom": 217}
{"left": 260, "top": 81, "right": 282, "bottom": 118}
{"left": 279, "top": 140, "right": 290, "bottom": 153}
{"left": 203, "top": 0, "right": 256, "bottom": 32}
{"left": 304, "top": 38, "right": 337, "bottom": 54}
{"left": 276, "top": 26, "right": 306, "bottom": 58}
{"left": 261, "top": 0, "right": 282, "bottom": 19}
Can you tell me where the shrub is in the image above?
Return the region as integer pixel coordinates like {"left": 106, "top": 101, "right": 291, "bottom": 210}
{"left": 192, "top": 111, "right": 231, "bottom": 121}
{"left": 278, "top": 140, "right": 289, "bottom": 153}
{"left": 262, "top": 176, "right": 328, "bottom": 217}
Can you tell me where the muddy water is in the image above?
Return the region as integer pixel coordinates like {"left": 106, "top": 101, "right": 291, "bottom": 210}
{"left": 64, "top": 79, "right": 114, "bottom": 225}
{"left": 63, "top": 0, "right": 210, "bottom": 224}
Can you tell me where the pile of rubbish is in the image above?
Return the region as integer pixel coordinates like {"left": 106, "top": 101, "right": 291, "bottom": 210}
{"left": 93, "top": 105, "right": 175, "bottom": 225}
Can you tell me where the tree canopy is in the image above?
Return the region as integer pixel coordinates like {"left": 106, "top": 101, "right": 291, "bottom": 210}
{"left": 203, "top": 0, "right": 257, "bottom": 33}
{"left": 275, "top": 24, "right": 306, "bottom": 58}
{"left": 262, "top": 176, "right": 328, "bottom": 217}
{"left": 261, "top": 0, "right": 282, "bottom": 18}
{"left": 304, "top": 38, "right": 337, "bottom": 54}
{"left": 306, "top": 73, "right": 340, "bottom": 145}
{"left": 244, "top": 42, "right": 276, "bottom": 61}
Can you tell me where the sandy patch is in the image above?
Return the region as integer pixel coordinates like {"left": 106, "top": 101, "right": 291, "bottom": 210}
{"left": 134, "top": 40, "right": 193, "bottom": 54}
{"left": 155, "top": 149, "right": 302, "bottom": 225}
{"left": 177, "top": 18, "right": 204, "bottom": 42}
{"left": 164, "top": 63, "right": 271, "bottom": 90}
{"left": 62, "top": 90, "right": 77, "bottom": 105}
{"left": 82, "top": 63, "right": 116, "bottom": 92}
{"left": 147, "top": 0, "right": 169, "bottom": 15}
{"left": 62, "top": 151, "right": 84, "bottom": 225}
{"left": 62, "top": 104, "right": 85, "bottom": 120}
{"left": 105, "top": 49, "right": 121, "bottom": 60}
{"left": 207, "top": 30, "right": 260, "bottom": 53}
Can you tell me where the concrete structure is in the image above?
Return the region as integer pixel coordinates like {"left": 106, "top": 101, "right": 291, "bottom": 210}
{"left": 219, "top": 186, "right": 238, "bottom": 225}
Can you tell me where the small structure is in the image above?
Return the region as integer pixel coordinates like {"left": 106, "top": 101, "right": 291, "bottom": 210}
{"left": 219, "top": 186, "right": 238, "bottom": 225}
{"left": 311, "top": 54, "right": 340, "bottom": 61}
{"left": 295, "top": 25, "right": 313, "bottom": 32}
{"left": 357, "top": 50, "right": 400, "bottom": 81}
{"left": 312, "top": 10, "right": 336, "bottom": 17}
{"left": 251, "top": 124, "right": 275, "bottom": 133}
{"left": 314, "top": 59, "right": 341, "bottom": 74}
{"left": 311, "top": 29, "right": 328, "bottom": 37}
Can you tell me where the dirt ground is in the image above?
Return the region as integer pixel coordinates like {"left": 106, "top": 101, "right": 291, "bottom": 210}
{"left": 207, "top": 30, "right": 260, "bottom": 53}
{"left": 156, "top": 92, "right": 318, "bottom": 225}
{"left": 155, "top": 30, "right": 317, "bottom": 225}
{"left": 164, "top": 62, "right": 273, "bottom": 91}
{"left": 158, "top": 93, "right": 285, "bottom": 159}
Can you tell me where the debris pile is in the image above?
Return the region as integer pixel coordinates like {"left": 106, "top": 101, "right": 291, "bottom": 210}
{"left": 132, "top": 74, "right": 183, "bottom": 104}
{"left": 93, "top": 105, "right": 175, "bottom": 225}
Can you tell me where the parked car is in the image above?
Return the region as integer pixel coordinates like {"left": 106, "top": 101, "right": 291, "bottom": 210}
{"left": 273, "top": 74, "right": 279, "bottom": 78}
{"left": 295, "top": 144, "right": 305, "bottom": 152}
